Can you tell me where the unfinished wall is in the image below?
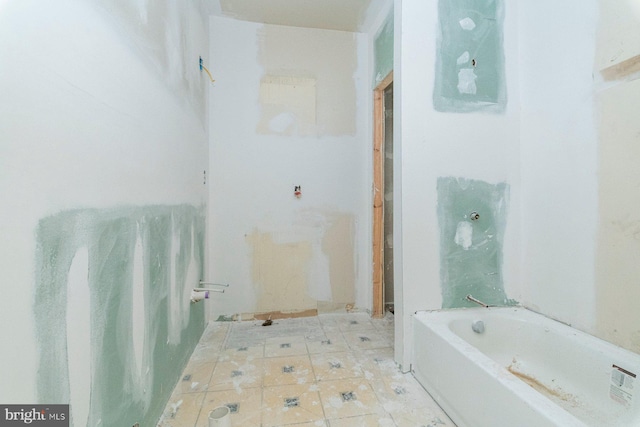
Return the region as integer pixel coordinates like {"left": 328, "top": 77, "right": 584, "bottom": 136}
{"left": 208, "top": 17, "right": 369, "bottom": 317}
{"left": 396, "top": 0, "right": 521, "bottom": 369}
{"left": 397, "top": 0, "right": 640, "bottom": 364}
{"left": 0, "top": 0, "right": 209, "bottom": 424}
{"left": 518, "top": 0, "right": 599, "bottom": 333}
{"left": 257, "top": 25, "right": 357, "bottom": 137}
{"left": 35, "top": 206, "right": 205, "bottom": 426}
{"left": 595, "top": 0, "right": 640, "bottom": 354}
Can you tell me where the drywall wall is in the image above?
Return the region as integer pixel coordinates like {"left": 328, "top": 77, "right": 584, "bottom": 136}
{"left": 397, "top": 0, "right": 638, "bottom": 366}
{"left": 257, "top": 25, "right": 357, "bottom": 137}
{"left": 396, "top": 0, "right": 521, "bottom": 369}
{"left": 518, "top": 0, "right": 598, "bottom": 333}
{"left": 595, "top": 1, "right": 640, "bottom": 353}
{"left": 594, "top": 1, "right": 640, "bottom": 71}
{"left": 0, "top": 0, "right": 208, "bottom": 423}
{"left": 35, "top": 206, "right": 205, "bottom": 426}
{"left": 208, "top": 17, "right": 370, "bottom": 317}
{"left": 93, "top": 0, "right": 210, "bottom": 125}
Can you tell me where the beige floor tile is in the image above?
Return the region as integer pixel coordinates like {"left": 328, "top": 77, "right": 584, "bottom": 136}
{"left": 391, "top": 407, "right": 453, "bottom": 427}
{"left": 329, "top": 414, "right": 396, "bottom": 427}
{"left": 266, "top": 335, "right": 307, "bottom": 344}
{"left": 354, "top": 348, "right": 398, "bottom": 381}
{"left": 265, "top": 341, "right": 309, "bottom": 358}
{"left": 200, "top": 321, "right": 230, "bottom": 338}
{"left": 317, "top": 378, "right": 383, "bottom": 420}
{"left": 208, "top": 359, "right": 264, "bottom": 391}
{"left": 218, "top": 344, "right": 264, "bottom": 361}
{"left": 373, "top": 377, "right": 454, "bottom": 427}
{"left": 370, "top": 315, "right": 394, "bottom": 332}
{"left": 177, "top": 361, "right": 215, "bottom": 394}
{"left": 306, "top": 334, "right": 350, "bottom": 354}
{"left": 311, "top": 352, "right": 363, "bottom": 382}
{"left": 277, "top": 422, "right": 328, "bottom": 427}
{"left": 162, "top": 314, "right": 458, "bottom": 427}
{"left": 262, "top": 383, "right": 325, "bottom": 427}
{"left": 160, "top": 392, "right": 205, "bottom": 427}
{"left": 196, "top": 387, "right": 262, "bottom": 427}
{"left": 342, "top": 330, "right": 391, "bottom": 351}
{"left": 263, "top": 355, "right": 315, "bottom": 387}
{"left": 337, "top": 318, "right": 376, "bottom": 333}
{"left": 190, "top": 343, "right": 223, "bottom": 363}
{"left": 320, "top": 324, "right": 343, "bottom": 335}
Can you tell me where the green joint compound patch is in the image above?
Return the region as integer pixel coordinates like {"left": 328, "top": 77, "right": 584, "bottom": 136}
{"left": 437, "top": 177, "right": 516, "bottom": 308}
{"left": 34, "top": 205, "right": 205, "bottom": 426}
{"left": 433, "top": 0, "right": 507, "bottom": 113}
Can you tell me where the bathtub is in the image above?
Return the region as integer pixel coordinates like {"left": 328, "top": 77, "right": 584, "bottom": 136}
{"left": 412, "top": 307, "right": 640, "bottom": 427}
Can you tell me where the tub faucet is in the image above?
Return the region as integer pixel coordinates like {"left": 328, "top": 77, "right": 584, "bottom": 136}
{"left": 466, "top": 294, "right": 489, "bottom": 308}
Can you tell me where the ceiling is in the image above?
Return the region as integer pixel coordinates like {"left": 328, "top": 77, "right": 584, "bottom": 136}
{"left": 205, "top": 0, "right": 388, "bottom": 33}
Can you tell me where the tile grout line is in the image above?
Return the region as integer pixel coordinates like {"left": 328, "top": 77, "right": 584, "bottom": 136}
{"left": 304, "top": 345, "right": 327, "bottom": 427}
{"left": 193, "top": 323, "right": 227, "bottom": 427}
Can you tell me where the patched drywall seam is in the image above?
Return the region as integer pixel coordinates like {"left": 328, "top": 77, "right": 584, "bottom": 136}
{"left": 34, "top": 205, "right": 205, "bottom": 426}
{"left": 374, "top": 10, "right": 394, "bottom": 86}
{"left": 433, "top": 0, "right": 506, "bottom": 113}
{"left": 437, "top": 177, "right": 515, "bottom": 308}
{"left": 257, "top": 25, "right": 357, "bottom": 136}
{"left": 93, "top": 0, "right": 209, "bottom": 124}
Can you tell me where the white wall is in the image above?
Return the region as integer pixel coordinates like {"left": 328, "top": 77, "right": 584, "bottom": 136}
{"left": 0, "top": 0, "right": 208, "bottom": 421}
{"left": 594, "top": 0, "right": 640, "bottom": 353}
{"left": 398, "top": 0, "right": 640, "bottom": 360}
{"left": 518, "top": 0, "right": 599, "bottom": 332}
{"left": 396, "top": 0, "right": 521, "bottom": 369}
{"left": 207, "top": 16, "right": 371, "bottom": 317}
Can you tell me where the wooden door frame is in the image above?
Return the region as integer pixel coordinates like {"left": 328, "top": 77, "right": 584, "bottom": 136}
{"left": 372, "top": 72, "right": 393, "bottom": 318}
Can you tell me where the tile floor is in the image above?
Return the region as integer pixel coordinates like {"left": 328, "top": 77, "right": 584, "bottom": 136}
{"left": 158, "top": 312, "right": 456, "bottom": 427}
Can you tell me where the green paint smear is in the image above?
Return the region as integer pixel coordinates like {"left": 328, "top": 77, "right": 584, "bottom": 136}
{"left": 374, "top": 10, "right": 394, "bottom": 87}
{"left": 433, "top": 0, "right": 506, "bottom": 113}
{"left": 437, "top": 177, "right": 517, "bottom": 308}
{"left": 34, "top": 205, "right": 205, "bottom": 426}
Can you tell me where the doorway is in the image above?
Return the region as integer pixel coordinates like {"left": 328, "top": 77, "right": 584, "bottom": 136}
{"left": 373, "top": 73, "right": 394, "bottom": 318}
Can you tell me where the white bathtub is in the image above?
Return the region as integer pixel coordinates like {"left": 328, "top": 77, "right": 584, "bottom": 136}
{"left": 412, "top": 307, "right": 640, "bottom": 427}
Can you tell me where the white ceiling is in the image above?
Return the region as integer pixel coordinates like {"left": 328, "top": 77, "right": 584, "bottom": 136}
{"left": 205, "top": 0, "right": 389, "bottom": 33}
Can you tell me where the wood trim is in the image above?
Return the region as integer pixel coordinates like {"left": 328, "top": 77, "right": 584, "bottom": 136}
{"left": 372, "top": 72, "right": 393, "bottom": 318}
{"left": 600, "top": 54, "right": 640, "bottom": 82}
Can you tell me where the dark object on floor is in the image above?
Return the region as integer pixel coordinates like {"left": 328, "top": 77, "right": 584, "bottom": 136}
{"left": 262, "top": 315, "right": 272, "bottom": 326}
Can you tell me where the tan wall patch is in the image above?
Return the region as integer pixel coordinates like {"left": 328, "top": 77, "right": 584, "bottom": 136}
{"left": 258, "top": 76, "right": 317, "bottom": 135}
{"left": 322, "top": 214, "right": 356, "bottom": 304}
{"left": 257, "top": 25, "right": 357, "bottom": 137}
{"left": 247, "top": 231, "right": 317, "bottom": 312}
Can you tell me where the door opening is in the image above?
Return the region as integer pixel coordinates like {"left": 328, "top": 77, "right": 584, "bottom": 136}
{"left": 373, "top": 73, "right": 393, "bottom": 318}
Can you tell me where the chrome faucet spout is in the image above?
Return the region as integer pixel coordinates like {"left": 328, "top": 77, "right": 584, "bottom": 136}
{"left": 466, "top": 294, "right": 489, "bottom": 308}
